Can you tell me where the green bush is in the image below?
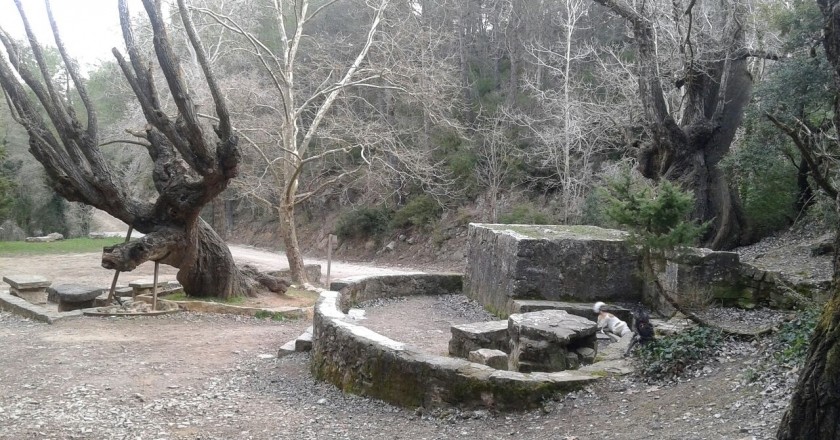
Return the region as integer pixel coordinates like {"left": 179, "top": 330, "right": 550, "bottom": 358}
{"left": 604, "top": 172, "right": 706, "bottom": 251}
{"left": 335, "top": 206, "right": 392, "bottom": 240}
{"left": 636, "top": 326, "right": 724, "bottom": 380}
{"left": 391, "top": 195, "right": 442, "bottom": 229}
{"left": 498, "top": 203, "right": 552, "bottom": 225}
{"left": 772, "top": 307, "right": 819, "bottom": 367}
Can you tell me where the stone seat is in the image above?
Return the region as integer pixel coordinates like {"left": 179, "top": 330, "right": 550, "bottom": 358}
{"left": 511, "top": 300, "right": 634, "bottom": 325}
{"left": 128, "top": 279, "right": 170, "bottom": 297}
{"left": 3, "top": 275, "right": 51, "bottom": 305}
{"left": 46, "top": 284, "right": 103, "bottom": 311}
{"left": 449, "top": 320, "right": 509, "bottom": 358}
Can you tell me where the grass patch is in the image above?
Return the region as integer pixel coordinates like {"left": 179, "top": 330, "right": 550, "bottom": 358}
{"left": 284, "top": 286, "right": 319, "bottom": 302}
{"left": 0, "top": 237, "right": 124, "bottom": 255}
{"left": 254, "top": 310, "right": 288, "bottom": 321}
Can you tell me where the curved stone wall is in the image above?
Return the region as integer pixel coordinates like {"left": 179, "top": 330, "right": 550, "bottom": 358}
{"left": 310, "top": 275, "right": 599, "bottom": 410}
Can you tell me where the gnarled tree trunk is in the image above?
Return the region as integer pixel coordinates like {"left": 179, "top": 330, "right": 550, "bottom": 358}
{"left": 777, "top": 0, "right": 840, "bottom": 436}
{"left": 594, "top": 0, "right": 756, "bottom": 249}
{"left": 0, "top": 0, "right": 284, "bottom": 299}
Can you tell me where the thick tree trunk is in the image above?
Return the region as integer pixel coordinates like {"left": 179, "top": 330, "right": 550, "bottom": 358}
{"left": 777, "top": 0, "right": 840, "bottom": 436}
{"left": 777, "top": 235, "right": 840, "bottom": 438}
{"left": 280, "top": 204, "right": 308, "bottom": 284}
{"left": 101, "top": 219, "right": 275, "bottom": 299}
{"left": 594, "top": 0, "right": 751, "bottom": 250}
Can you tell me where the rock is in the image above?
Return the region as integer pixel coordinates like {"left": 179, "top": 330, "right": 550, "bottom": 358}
{"left": 407, "top": 237, "right": 415, "bottom": 245}
{"left": 295, "top": 326, "right": 314, "bottom": 352}
{"left": 399, "top": 234, "right": 406, "bottom": 241}
{"left": 0, "top": 220, "right": 25, "bottom": 241}
{"left": 811, "top": 236, "right": 834, "bottom": 256}
{"left": 385, "top": 241, "right": 396, "bottom": 252}
{"left": 575, "top": 347, "right": 596, "bottom": 363}
{"left": 24, "top": 232, "right": 64, "bottom": 243}
{"left": 511, "top": 300, "right": 634, "bottom": 325}
{"left": 468, "top": 349, "right": 508, "bottom": 370}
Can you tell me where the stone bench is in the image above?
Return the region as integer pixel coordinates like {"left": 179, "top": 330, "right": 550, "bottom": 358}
{"left": 128, "top": 279, "right": 172, "bottom": 298}
{"left": 46, "top": 284, "right": 103, "bottom": 311}
{"left": 3, "top": 275, "right": 51, "bottom": 305}
{"left": 448, "top": 320, "right": 509, "bottom": 358}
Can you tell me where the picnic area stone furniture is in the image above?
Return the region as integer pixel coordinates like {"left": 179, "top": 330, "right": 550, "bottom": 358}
{"left": 46, "top": 284, "right": 103, "bottom": 311}
{"left": 3, "top": 275, "right": 51, "bottom": 304}
{"left": 448, "top": 320, "right": 510, "bottom": 358}
{"left": 128, "top": 279, "right": 169, "bottom": 297}
{"left": 508, "top": 309, "right": 598, "bottom": 373}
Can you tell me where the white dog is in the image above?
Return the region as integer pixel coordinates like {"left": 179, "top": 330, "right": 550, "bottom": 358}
{"left": 593, "top": 301, "right": 632, "bottom": 341}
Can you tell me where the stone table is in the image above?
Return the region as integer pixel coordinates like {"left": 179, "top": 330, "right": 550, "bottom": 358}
{"left": 508, "top": 309, "right": 597, "bottom": 373}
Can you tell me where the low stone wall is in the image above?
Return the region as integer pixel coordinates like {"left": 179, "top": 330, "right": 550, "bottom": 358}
{"left": 332, "top": 274, "right": 462, "bottom": 313}
{"left": 311, "top": 290, "right": 598, "bottom": 410}
{"left": 268, "top": 264, "right": 322, "bottom": 285}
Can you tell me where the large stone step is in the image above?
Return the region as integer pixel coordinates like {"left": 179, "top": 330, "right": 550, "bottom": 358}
{"left": 278, "top": 326, "right": 314, "bottom": 357}
{"left": 448, "top": 320, "right": 509, "bottom": 358}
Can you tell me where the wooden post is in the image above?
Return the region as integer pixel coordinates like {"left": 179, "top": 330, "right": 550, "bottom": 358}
{"left": 326, "top": 234, "right": 335, "bottom": 289}
{"left": 106, "top": 226, "right": 133, "bottom": 303}
{"left": 152, "top": 261, "right": 159, "bottom": 311}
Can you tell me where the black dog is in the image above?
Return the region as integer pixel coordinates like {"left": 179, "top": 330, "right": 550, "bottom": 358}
{"left": 625, "top": 311, "right": 655, "bottom": 356}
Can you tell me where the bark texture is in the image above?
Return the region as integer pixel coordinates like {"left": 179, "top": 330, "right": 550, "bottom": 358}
{"left": 0, "top": 0, "right": 277, "bottom": 299}
{"left": 777, "top": 0, "right": 840, "bottom": 436}
{"left": 593, "top": 0, "right": 752, "bottom": 249}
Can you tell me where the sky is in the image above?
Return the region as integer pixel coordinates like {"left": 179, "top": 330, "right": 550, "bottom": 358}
{"left": 0, "top": 0, "right": 146, "bottom": 70}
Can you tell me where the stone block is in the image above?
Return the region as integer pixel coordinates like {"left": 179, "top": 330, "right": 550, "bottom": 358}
{"left": 449, "top": 320, "right": 509, "bottom": 358}
{"left": 508, "top": 310, "right": 597, "bottom": 373}
{"left": 464, "top": 224, "right": 642, "bottom": 316}
{"left": 468, "top": 348, "right": 508, "bottom": 370}
{"left": 295, "top": 326, "right": 314, "bottom": 352}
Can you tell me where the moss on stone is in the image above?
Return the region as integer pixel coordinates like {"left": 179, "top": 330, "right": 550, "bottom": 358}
{"left": 478, "top": 224, "right": 627, "bottom": 241}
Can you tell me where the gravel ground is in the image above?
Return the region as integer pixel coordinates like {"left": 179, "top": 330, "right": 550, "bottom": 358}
{"left": 0, "top": 308, "right": 790, "bottom": 440}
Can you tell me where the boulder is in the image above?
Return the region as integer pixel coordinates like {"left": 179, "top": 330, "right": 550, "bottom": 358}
{"left": 24, "top": 232, "right": 65, "bottom": 243}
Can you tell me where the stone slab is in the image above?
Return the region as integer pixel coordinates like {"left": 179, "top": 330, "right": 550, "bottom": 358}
{"left": 3, "top": 275, "right": 51, "bottom": 290}
{"left": 449, "top": 320, "right": 509, "bottom": 358}
{"left": 512, "top": 300, "right": 634, "bottom": 325}
{"left": 47, "top": 284, "right": 102, "bottom": 303}
{"left": 128, "top": 279, "right": 168, "bottom": 289}
{"left": 0, "top": 291, "right": 85, "bottom": 324}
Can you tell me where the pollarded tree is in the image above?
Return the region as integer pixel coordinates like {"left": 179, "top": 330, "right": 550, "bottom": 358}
{"left": 593, "top": 0, "right": 777, "bottom": 249}
{"left": 0, "top": 0, "right": 286, "bottom": 299}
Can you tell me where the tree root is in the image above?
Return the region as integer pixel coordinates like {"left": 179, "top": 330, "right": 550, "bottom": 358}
{"left": 240, "top": 264, "right": 290, "bottom": 295}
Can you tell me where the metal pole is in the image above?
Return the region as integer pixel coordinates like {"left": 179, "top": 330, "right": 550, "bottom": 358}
{"left": 152, "top": 261, "right": 159, "bottom": 311}
{"left": 106, "top": 226, "right": 133, "bottom": 303}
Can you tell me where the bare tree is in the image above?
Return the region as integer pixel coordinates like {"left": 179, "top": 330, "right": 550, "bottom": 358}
{"left": 0, "top": 0, "right": 286, "bottom": 299}
{"left": 592, "top": 0, "right": 776, "bottom": 249}
{"left": 193, "top": 0, "right": 461, "bottom": 282}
